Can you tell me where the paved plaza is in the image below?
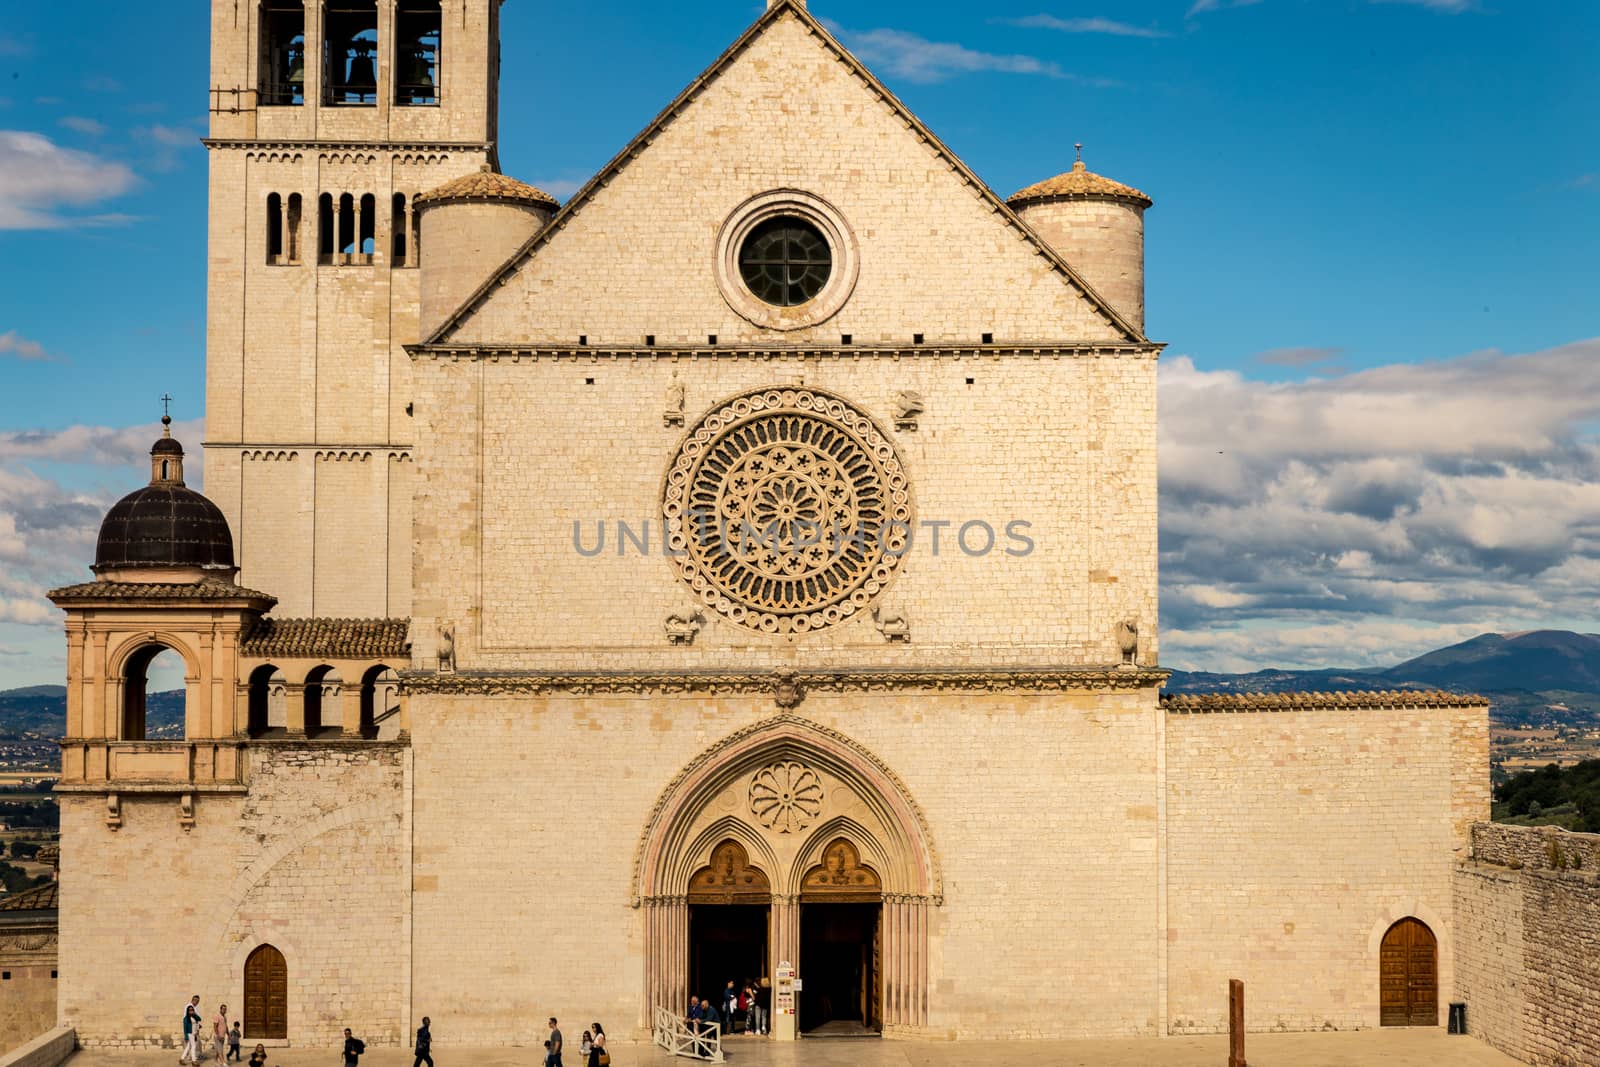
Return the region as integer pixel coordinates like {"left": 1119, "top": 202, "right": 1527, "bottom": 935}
{"left": 64, "top": 1030, "right": 1523, "bottom": 1067}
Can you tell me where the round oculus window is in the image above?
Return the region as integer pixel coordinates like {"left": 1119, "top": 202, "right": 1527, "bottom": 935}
{"left": 738, "top": 217, "right": 832, "bottom": 307}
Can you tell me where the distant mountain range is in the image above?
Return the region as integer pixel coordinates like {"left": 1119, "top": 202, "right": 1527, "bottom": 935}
{"left": 0, "top": 631, "right": 1596, "bottom": 737}
{"left": 0, "top": 687, "right": 184, "bottom": 740}
{"left": 1166, "top": 630, "right": 1600, "bottom": 725}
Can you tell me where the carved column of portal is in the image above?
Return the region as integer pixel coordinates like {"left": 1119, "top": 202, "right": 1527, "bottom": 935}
{"left": 880, "top": 895, "right": 929, "bottom": 1029}
{"left": 646, "top": 897, "right": 688, "bottom": 1028}
{"left": 770, "top": 895, "right": 799, "bottom": 978}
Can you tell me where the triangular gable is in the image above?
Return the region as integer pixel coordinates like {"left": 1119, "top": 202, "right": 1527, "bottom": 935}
{"left": 428, "top": 0, "right": 1144, "bottom": 346}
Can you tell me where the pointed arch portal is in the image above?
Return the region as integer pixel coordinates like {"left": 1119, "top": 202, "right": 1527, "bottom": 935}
{"left": 635, "top": 715, "right": 940, "bottom": 1034}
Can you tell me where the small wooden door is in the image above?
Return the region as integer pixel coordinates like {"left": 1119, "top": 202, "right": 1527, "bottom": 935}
{"left": 1380, "top": 918, "right": 1437, "bottom": 1026}
{"left": 244, "top": 944, "right": 288, "bottom": 1039}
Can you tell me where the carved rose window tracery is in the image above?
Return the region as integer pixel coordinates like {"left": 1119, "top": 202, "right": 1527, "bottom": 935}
{"left": 748, "top": 760, "right": 824, "bottom": 833}
{"left": 664, "top": 388, "right": 913, "bottom": 634}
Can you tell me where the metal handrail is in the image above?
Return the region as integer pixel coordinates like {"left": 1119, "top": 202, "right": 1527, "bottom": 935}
{"left": 653, "top": 1007, "right": 723, "bottom": 1062}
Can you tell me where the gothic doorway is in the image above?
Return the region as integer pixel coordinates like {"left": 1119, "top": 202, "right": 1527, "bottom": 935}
{"left": 687, "top": 840, "right": 771, "bottom": 1022}
{"left": 243, "top": 944, "right": 288, "bottom": 1039}
{"left": 1379, "top": 917, "right": 1438, "bottom": 1026}
{"left": 799, "top": 839, "right": 882, "bottom": 1034}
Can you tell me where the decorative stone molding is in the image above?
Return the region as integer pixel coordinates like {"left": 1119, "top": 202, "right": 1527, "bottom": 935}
{"left": 714, "top": 189, "right": 859, "bottom": 330}
{"left": 892, "top": 390, "right": 923, "bottom": 432}
{"left": 403, "top": 665, "right": 1168, "bottom": 696}
{"left": 663, "top": 386, "right": 912, "bottom": 635}
{"left": 773, "top": 673, "right": 806, "bottom": 709}
{"left": 631, "top": 712, "right": 944, "bottom": 906}
{"left": 748, "top": 761, "right": 823, "bottom": 833}
{"left": 872, "top": 605, "right": 910, "bottom": 643}
{"left": 664, "top": 377, "right": 686, "bottom": 427}
{"left": 663, "top": 611, "right": 704, "bottom": 645}
{"left": 1161, "top": 689, "right": 1486, "bottom": 713}
{"left": 411, "top": 342, "right": 1164, "bottom": 361}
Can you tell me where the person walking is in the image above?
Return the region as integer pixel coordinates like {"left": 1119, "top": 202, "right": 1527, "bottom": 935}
{"left": 588, "top": 1022, "right": 607, "bottom": 1067}
{"left": 413, "top": 1016, "right": 433, "bottom": 1067}
{"left": 343, "top": 1028, "right": 366, "bottom": 1067}
{"left": 212, "top": 1004, "right": 230, "bottom": 1065}
{"left": 227, "top": 1021, "right": 242, "bottom": 1062}
{"left": 180, "top": 998, "right": 201, "bottom": 1065}
{"left": 546, "top": 1017, "right": 564, "bottom": 1067}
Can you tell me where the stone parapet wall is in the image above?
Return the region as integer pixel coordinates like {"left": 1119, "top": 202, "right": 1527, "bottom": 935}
{"left": 0, "top": 1028, "right": 75, "bottom": 1067}
{"left": 1454, "top": 822, "right": 1600, "bottom": 1066}
{"left": 1469, "top": 820, "right": 1600, "bottom": 872}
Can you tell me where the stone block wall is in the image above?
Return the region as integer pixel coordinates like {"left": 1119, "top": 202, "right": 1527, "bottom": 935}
{"left": 58, "top": 744, "right": 408, "bottom": 1048}
{"left": 1454, "top": 822, "right": 1600, "bottom": 1065}
{"left": 409, "top": 352, "right": 1158, "bottom": 672}
{"left": 409, "top": 687, "right": 1164, "bottom": 1043}
{"left": 1164, "top": 696, "right": 1488, "bottom": 1032}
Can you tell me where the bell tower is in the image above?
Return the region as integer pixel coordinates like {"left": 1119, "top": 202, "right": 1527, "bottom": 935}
{"left": 202, "top": 0, "right": 504, "bottom": 618}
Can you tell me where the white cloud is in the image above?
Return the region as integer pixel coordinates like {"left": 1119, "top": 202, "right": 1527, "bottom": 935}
{"left": 1160, "top": 338, "right": 1600, "bottom": 670}
{"left": 827, "top": 24, "right": 1066, "bottom": 83}
{"left": 0, "top": 331, "right": 52, "bottom": 361}
{"left": 999, "top": 15, "right": 1171, "bottom": 39}
{"left": 1187, "top": 0, "right": 1266, "bottom": 15}
{"left": 1372, "top": 0, "right": 1476, "bottom": 10}
{"left": 0, "top": 421, "right": 205, "bottom": 665}
{"left": 532, "top": 178, "right": 585, "bottom": 200}
{"left": 58, "top": 116, "right": 107, "bottom": 138}
{"left": 0, "top": 130, "right": 137, "bottom": 230}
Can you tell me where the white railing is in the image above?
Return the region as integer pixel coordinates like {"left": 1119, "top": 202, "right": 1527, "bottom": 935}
{"left": 653, "top": 1007, "right": 723, "bottom": 1062}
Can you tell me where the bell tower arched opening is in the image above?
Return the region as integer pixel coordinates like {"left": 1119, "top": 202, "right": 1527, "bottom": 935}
{"left": 121, "top": 644, "right": 186, "bottom": 740}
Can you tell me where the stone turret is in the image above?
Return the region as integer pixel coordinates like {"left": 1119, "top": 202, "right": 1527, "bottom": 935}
{"left": 415, "top": 167, "right": 560, "bottom": 338}
{"left": 1008, "top": 152, "right": 1151, "bottom": 334}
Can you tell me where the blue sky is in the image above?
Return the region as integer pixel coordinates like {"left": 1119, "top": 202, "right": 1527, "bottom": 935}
{"left": 0, "top": 0, "right": 1597, "bottom": 687}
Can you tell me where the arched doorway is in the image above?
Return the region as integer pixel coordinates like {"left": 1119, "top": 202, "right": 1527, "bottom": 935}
{"left": 687, "top": 839, "right": 771, "bottom": 1022}
{"left": 1380, "top": 918, "right": 1437, "bottom": 1026}
{"left": 243, "top": 944, "right": 288, "bottom": 1039}
{"left": 634, "top": 716, "right": 941, "bottom": 1034}
{"left": 799, "top": 838, "right": 882, "bottom": 1034}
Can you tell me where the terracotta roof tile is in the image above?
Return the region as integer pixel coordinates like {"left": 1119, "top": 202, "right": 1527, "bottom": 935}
{"left": 1009, "top": 161, "right": 1152, "bottom": 208}
{"left": 416, "top": 167, "right": 559, "bottom": 208}
{"left": 241, "top": 617, "right": 410, "bottom": 660}
{"left": 1161, "top": 690, "right": 1487, "bottom": 713}
{"left": 0, "top": 881, "right": 57, "bottom": 912}
{"left": 47, "top": 580, "right": 276, "bottom": 603}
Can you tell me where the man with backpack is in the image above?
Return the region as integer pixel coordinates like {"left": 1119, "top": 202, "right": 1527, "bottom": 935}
{"left": 343, "top": 1028, "right": 366, "bottom": 1067}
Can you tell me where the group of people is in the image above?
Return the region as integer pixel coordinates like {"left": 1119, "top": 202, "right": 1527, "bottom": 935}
{"left": 179, "top": 996, "right": 268, "bottom": 1067}
{"left": 180, "top": 1004, "right": 609, "bottom": 1067}
{"left": 540, "top": 1017, "right": 609, "bottom": 1067}
{"left": 686, "top": 978, "right": 771, "bottom": 1040}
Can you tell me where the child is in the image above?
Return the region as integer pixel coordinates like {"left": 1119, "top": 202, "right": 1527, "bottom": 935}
{"left": 579, "top": 1031, "right": 593, "bottom": 1061}
{"left": 227, "top": 1022, "right": 242, "bottom": 1062}
{"left": 247, "top": 1045, "right": 267, "bottom": 1067}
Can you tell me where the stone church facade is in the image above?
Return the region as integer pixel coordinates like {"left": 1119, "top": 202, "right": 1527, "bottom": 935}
{"left": 47, "top": 0, "right": 1487, "bottom": 1049}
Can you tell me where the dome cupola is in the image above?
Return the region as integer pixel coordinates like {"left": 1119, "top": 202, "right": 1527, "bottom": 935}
{"left": 92, "top": 416, "right": 236, "bottom": 580}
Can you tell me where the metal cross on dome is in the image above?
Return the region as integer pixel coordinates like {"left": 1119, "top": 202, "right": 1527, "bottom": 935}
{"left": 160, "top": 393, "right": 173, "bottom": 418}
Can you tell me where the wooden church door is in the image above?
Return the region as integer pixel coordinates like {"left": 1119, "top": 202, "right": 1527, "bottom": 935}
{"left": 1380, "top": 918, "right": 1437, "bottom": 1026}
{"left": 244, "top": 944, "right": 289, "bottom": 1039}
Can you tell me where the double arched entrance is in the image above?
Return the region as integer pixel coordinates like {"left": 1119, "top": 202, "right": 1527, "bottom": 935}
{"left": 636, "top": 717, "right": 940, "bottom": 1036}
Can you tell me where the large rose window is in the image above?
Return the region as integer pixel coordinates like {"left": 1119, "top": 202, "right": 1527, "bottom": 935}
{"left": 663, "top": 388, "right": 912, "bottom": 634}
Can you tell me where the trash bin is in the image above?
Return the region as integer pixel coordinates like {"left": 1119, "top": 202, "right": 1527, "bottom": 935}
{"left": 1448, "top": 1001, "right": 1467, "bottom": 1035}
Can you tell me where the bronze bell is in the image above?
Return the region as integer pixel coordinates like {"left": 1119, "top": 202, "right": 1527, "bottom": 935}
{"left": 343, "top": 43, "right": 377, "bottom": 99}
